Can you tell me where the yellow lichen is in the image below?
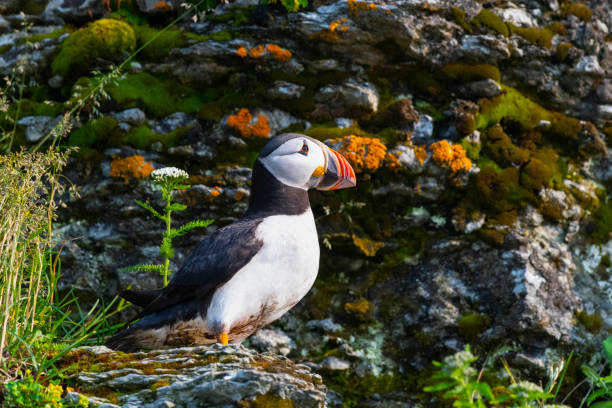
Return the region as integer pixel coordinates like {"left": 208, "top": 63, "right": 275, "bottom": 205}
{"left": 329, "top": 135, "right": 387, "bottom": 173}
{"left": 430, "top": 140, "right": 472, "bottom": 173}
{"left": 239, "top": 44, "right": 292, "bottom": 62}
{"left": 344, "top": 298, "right": 374, "bottom": 320}
{"left": 109, "top": 155, "right": 154, "bottom": 184}
{"left": 210, "top": 186, "right": 222, "bottom": 197}
{"left": 348, "top": 0, "right": 377, "bottom": 16}
{"left": 227, "top": 108, "right": 270, "bottom": 138}
{"left": 414, "top": 145, "right": 427, "bottom": 164}
{"left": 352, "top": 234, "right": 384, "bottom": 256}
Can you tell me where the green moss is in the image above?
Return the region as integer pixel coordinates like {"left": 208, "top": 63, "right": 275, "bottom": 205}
{"left": 52, "top": 19, "right": 136, "bottom": 77}
{"left": 602, "top": 254, "right": 611, "bottom": 268}
{"left": 561, "top": 2, "right": 592, "bottom": 21}
{"left": 575, "top": 311, "right": 602, "bottom": 333}
{"left": 123, "top": 124, "right": 192, "bottom": 149}
{"left": 323, "top": 371, "right": 416, "bottom": 408}
{"left": 461, "top": 138, "right": 481, "bottom": 160}
{"left": 458, "top": 312, "right": 491, "bottom": 340}
{"left": 476, "top": 85, "right": 582, "bottom": 141}
{"left": 521, "top": 148, "right": 562, "bottom": 192}
{"left": 441, "top": 63, "right": 501, "bottom": 83}
{"left": 132, "top": 25, "right": 186, "bottom": 61}
{"left": 480, "top": 229, "right": 506, "bottom": 245}
{"left": 247, "top": 394, "right": 295, "bottom": 408}
{"left": 14, "top": 99, "right": 64, "bottom": 118}
{"left": 508, "top": 23, "right": 553, "bottom": 48}
{"left": 475, "top": 166, "right": 529, "bottom": 213}
{"left": 472, "top": 9, "right": 509, "bottom": 37}
{"left": 591, "top": 199, "right": 612, "bottom": 244}
{"left": 21, "top": 27, "right": 70, "bottom": 45}
{"left": 556, "top": 42, "right": 573, "bottom": 61}
{"left": 304, "top": 124, "right": 368, "bottom": 141}
{"left": 483, "top": 125, "right": 530, "bottom": 166}
{"left": 451, "top": 7, "right": 472, "bottom": 32}
{"left": 67, "top": 117, "right": 120, "bottom": 149}
{"left": 108, "top": 73, "right": 204, "bottom": 117}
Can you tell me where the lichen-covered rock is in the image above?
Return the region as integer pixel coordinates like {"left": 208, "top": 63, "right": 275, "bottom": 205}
{"left": 59, "top": 344, "right": 326, "bottom": 408}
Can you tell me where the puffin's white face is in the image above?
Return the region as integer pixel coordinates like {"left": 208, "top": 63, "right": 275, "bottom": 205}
{"left": 259, "top": 134, "right": 356, "bottom": 191}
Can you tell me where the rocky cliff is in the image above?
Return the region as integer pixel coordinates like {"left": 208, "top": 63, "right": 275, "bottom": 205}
{"left": 1, "top": 0, "right": 611, "bottom": 405}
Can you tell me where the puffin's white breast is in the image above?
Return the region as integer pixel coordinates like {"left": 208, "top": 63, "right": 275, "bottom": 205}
{"left": 206, "top": 209, "right": 320, "bottom": 335}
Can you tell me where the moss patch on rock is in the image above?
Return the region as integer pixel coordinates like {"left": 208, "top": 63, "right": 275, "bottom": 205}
{"left": 52, "top": 19, "right": 136, "bottom": 77}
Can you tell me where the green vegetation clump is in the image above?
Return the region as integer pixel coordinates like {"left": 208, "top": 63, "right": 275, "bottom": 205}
{"left": 122, "top": 125, "right": 192, "bottom": 149}
{"left": 132, "top": 25, "right": 186, "bottom": 61}
{"left": 108, "top": 73, "right": 204, "bottom": 117}
{"left": 52, "top": 19, "right": 136, "bottom": 77}
{"left": 575, "top": 311, "right": 603, "bottom": 334}
{"left": 561, "top": 2, "right": 592, "bottom": 21}
{"left": 451, "top": 7, "right": 473, "bottom": 32}
{"left": 458, "top": 312, "right": 491, "bottom": 340}
{"left": 67, "top": 117, "right": 120, "bottom": 149}
{"left": 591, "top": 199, "right": 612, "bottom": 244}
{"left": 472, "top": 9, "right": 509, "bottom": 37}
{"left": 483, "top": 125, "right": 529, "bottom": 167}
{"left": 508, "top": 23, "right": 554, "bottom": 48}
{"left": 441, "top": 63, "right": 501, "bottom": 83}
{"left": 556, "top": 42, "right": 574, "bottom": 61}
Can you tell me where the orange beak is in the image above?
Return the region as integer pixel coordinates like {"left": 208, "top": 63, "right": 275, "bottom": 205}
{"left": 316, "top": 145, "right": 357, "bottom": 190}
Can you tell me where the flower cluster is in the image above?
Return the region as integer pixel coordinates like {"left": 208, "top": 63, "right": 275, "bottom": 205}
{"left": 151, "top": 167, "right": 189, "bottom": 183}
{"left": 328, "top": 135, "right": 387, "bottom": 173}
{"left": 227, "top": 108, "right": 270, "bottom": 138}
{"left": 236, "top": 44, "right": 292, "bottom": 62}
{"left": 109, "top": 155, "right": 154, "bottom": 184}
{"left": 430, "top": 140, "right": 472, "bottom": 173}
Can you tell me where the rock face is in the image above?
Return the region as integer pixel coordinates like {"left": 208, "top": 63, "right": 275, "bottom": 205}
{"left": 59, "top": 345, "right": 326, "bottom": 408}
{"left": 2, "top": 0, "right": 612, "bottom": 406}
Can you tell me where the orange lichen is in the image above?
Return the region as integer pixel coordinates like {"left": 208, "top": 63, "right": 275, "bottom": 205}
{"left": 227, "top": 108, "right": 270, "bottom": 138}
{"left": 210, "top": 186, "right": 222, "bottom": 197}
{"left": 266, "top": 44, "right": 292, "bottom": 62}
{"left": 236, "top": 47, "right": 247, "bottom": 58}
{"left": 414, "top": 145, "right": 427, "bottom": 164}
{"left": 329, "top": 135, "right": 387, "bottom": 173}
{"left": 153, "top": 1, "right": 171, "bottom": 10}
{"left": 430, "top": 140, "right": 472, "bottom": 173}
{"left": 348, "top": 0, "right": 377, "bottom": 16}
{"left": 248, "top": 44, "right": 266, "bottom": 58}
{"left": 384, "top": 151, "right": 400, "bottom": 171}
{"left": 109, "top": 155, "right": 154, "bottom": 184}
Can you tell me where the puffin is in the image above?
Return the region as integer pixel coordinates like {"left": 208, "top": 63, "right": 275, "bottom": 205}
{"left": 106, "top": 133, "right": 356, "bottom": 352}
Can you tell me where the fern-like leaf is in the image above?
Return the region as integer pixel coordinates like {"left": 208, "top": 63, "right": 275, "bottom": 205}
{"left": 135, "top": 200, "right": 165, "bottom": 220}
{"left": 118, "top": 264, "right": 165, "bottom": 273}
{"left": 160, "top": 236, "right": 174, "bottom": 258}
{"left": 169, "top": 219, "right": 214, "bottom": 238}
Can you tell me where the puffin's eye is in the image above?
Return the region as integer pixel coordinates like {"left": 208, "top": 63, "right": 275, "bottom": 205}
{"left": 299, "top": 142, "right": 309, "bottom": 156}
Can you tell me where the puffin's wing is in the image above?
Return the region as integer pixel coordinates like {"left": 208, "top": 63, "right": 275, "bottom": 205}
{"left": 133, "top": 217, "right": 264, "bottom": 319}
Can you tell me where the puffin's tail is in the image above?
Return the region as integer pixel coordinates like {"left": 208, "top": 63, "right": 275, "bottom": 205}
{"left": 105, "top": 327, "right": 141, "bottom": 353}
{"left": 118, "top": 288, "right": 163, "bottom": 307}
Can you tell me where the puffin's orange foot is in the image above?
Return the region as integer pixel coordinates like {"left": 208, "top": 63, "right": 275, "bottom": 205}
{"left": 217, "top": 332, "right": 229, "bottom": 345}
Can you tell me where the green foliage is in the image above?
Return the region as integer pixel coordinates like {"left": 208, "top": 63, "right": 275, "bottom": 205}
{"left": 52, "top": 19, "right": 136, "bottom": 77}
{"left": 108, "top": 73, "right": 204, "bottom": 117}
{"left": 4, "top": 372, "right": 64, "bottom": 408}
{"left": 122, "top": 169, "right": 214, "bottom": 285}
{"left": 425, "top": 346, "right": 567, "bottom": 407}
{"left": 472, "top": 9, "right": 509, "bottom": 37}
{"left": 262, "top": 0, "right": 308, "bottom": 12}
{"left": 581, "top": 337, "right": 612, "bottom": 406}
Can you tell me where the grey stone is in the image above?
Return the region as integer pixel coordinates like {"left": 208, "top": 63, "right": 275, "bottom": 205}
{"left": 113, "top": 108, "right": 146, "bottom": 126}
{"left": 596, "top": 79, "right": 612, "bottom": 103}
{"left": 321, "top": 357, "right": 350, "bottom": 371}
{"left": 459, "top": 79, "right": 502, "bottom": 99}
{"left": 43, "top": 0, "right": 103, "bottom": 23}
{"left": 497, "top": 7, "right": 537, "bottom": 27}
{"left": 458, "top": 35, "right": 511, "bottom": 62}
{"left": 335, "top": 118, "right": 355, "bottom": 128}
{"left": 575, "top": 55, "right": 604, "bottom": 76}
{"left": 267, "top": 81, "right": 305, "bottom": 100}
{"left": 152, "top": 112, "right": 196, "bottom": 134}
{"left": 315, "top": 78, "right": 379, "bottom": 115}
{"left": 62, "top": 345, "right": 326, "bottom": 408}
{"left": 249, "top": 328, "right": 296, "bottom": 356}
{"left": 412, "top": 114, "right": 434, "bottom": 144}
{"left": 17, "top": 115, "right": 59, "bottom": 143}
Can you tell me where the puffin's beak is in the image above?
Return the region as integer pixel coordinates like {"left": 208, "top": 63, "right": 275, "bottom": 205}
{"left": 316, "top": 145, "right": 357, "bottom": 190}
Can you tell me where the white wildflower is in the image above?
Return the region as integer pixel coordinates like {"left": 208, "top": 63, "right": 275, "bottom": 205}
{"left": 151, "top": 167, "right": 189, "bottom": 183}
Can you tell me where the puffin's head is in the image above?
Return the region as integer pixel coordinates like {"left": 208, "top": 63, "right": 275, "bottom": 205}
{"left": 258, "top": 133, "right": 356, "bottom": 190}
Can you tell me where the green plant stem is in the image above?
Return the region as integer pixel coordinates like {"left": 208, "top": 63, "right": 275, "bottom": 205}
{"left": 163, "top": 192, "right": 172, "bottom": 286}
